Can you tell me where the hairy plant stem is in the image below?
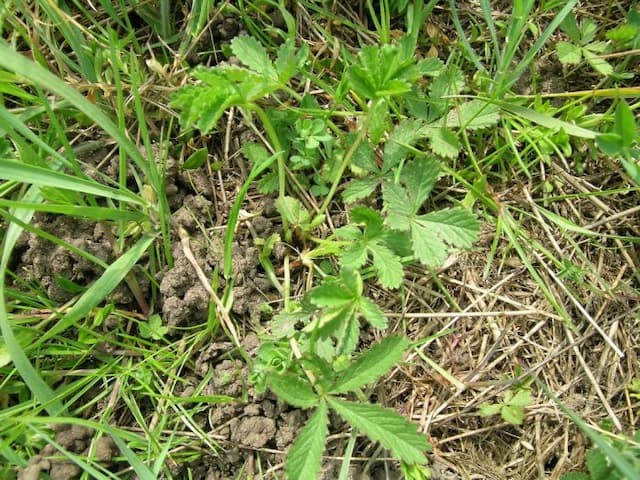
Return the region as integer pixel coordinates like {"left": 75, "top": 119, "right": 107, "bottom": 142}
{"left": 319, "top": 112, "right": 371, "bottom": 216}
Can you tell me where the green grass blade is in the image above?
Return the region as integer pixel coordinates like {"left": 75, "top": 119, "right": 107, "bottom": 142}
{"left": 447, "top": 0, "right": 486, "bottom": 74}
{"left": 495, "top": 101, "right": 597, "bottom": 139}
{"left": 224, "top": 151, "right": 279, "bottom": 280}
{"left": 0, "top": 186, "right": 65, "bottom": 416}
{"left": 502, "top": 0, "right": 579, "bottom": 92}
{"left": 0, "top": 42, "right": 148, "bottom": 177}
{"left": 0, "top": 159, "right": 145, "bottom": 205}
{"left": 537, "top": 379, "right": 639, "bottom": 479}
{"left": 0, "top": 199, "right": 146, "bottom": 222}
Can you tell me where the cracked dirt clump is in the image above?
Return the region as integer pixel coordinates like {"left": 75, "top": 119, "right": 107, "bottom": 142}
{"left": 159, "top": 236, "right": 213, "bottom": 328}
{"left": 18, "top": 425, "right": 118, "bottom": 480}
{"left": 16, "top": 216, "right": 129, "bottom": 304}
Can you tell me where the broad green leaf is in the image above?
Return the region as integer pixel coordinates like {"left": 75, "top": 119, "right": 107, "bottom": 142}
{"left": 446, "top": 100, "right": 500, "bottom": 130}
{"left": 357, "top": 297, "right": 387, "bottom": 329}
{"left": 425, "top": 127, "right": 460, "bottom": 159}
{"left": 272, "top": 310, "right": 309, "bottom": 338}
{"left": 275, "top": 39, "right": 298, "bottom": 82}
{"left": 383, "top": 183, "right": 413, "bottom": 231}
{"left": 556, "top": 41, "right": 582, "bottom": 64}
{"left": 614, "top": 100, "right": 637, "bottom": 148}
{"left": 326, "top": 397, "right": 430, "bottom": 465}
{"left": 383, "top": 119, "right": 426, "bottom": 171}
{"left": 585, "top": 448, "right": 608, "bottom": 480}
{"left": 309, "top": 279, "right": 355, "bottom": 307}
{"left": 330, "top": 335, "right": 409, "bottom": 394}
{"left": 369, "top": 99, "right": 389, "bottom": 145}
{"left": 582, "top": 49, "right": 613, "bottom": 76}
{"left": 413, "top": 57, "right": 444, "bottom": 77}
{"left": 581, "top": 19, "right": 598, "bottom": 44}
{"left": 342, "top": 243, "right": 369, "bottom": 269}
{"left": 508, "top": 389, "right": 532, "bottom": 407}
{"left": 478, "top": 403, "right": 502, "bottom": 416}
{"left": 268, "top": 373, "right": 319, "bottom": 409}
{"left": 231, "top": 35, "right": 277, "bottom": 80}
{"left": 377, "top": 78, "right": 412, "bottom": 97}
{"left": 560, "top": 473, "right": 589, "bottom": 480}
{"left": 350, "top": 139, "right": 378, "bottom": 173}
{"left": 182, "top": 147, "right": 208, "bottom": 169}
{"left": 286, "top": 401, "right": 328, "bottom": 480}
{"left": 401, "top": 156, "right": 440, "bottom": 209}
{"left": 559, "top": 12, "right": 581, "bottom": 42}
{"left": 339, "top": 316, "right": 361, "bottom": 356}
{"left": 370, "top": 242, "right": 404, "bottom": 289}
{"left": 424, "top": 65, "right": 466, "bottom": 119}
{"left": 350, "top": 207, "right": 384, "bottom": 238}
{"left": 342, "top": 176, "right": 380, "bottom": 203}
{"left": 411, "top": 208, "right": 480, "bottom": 267}
{"left": 501, "top": 404, "right": 525, "bottom": 425}
{"left": 0, "top": 160, "right": 145, "bottom": 205}
{"left": 596, "top": 132, "right": 623, "bottom": 156}
{"left": 275, "top": 196, "right": 311, "bottom": 226}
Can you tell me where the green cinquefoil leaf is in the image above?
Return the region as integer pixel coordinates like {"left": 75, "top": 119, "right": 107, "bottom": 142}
{"left": 410, "top": 208, "right": 480, "bottom": 267}
{"left": 231, "top": 35, "right": 278, "bottom": 80}
{"left": 286, "top": 400, "right": 329, "bottom": 480}
{"left": 556, "top": 40, "right": 582, "bottom": 64}
{"left": 446, "top": 100, "right": 500, "bottom": 130}
{"left": 357, "top": 297, "right": 387, "bottom": 329}
{"left": 268, "top": 373, "right": 319, "bottom": 409}
{"left": 339, "top": 208, "right": 404, "bottom": 289}
{"left": 330, "top": 335, "right": 409, "bottom": 394}
{"left": 326, "top": 397, "right": 430, "bottom": 465}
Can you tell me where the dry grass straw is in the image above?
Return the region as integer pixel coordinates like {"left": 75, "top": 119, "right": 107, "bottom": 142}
{"left": 375, "top": 158, "right": 639, "bottom": 479}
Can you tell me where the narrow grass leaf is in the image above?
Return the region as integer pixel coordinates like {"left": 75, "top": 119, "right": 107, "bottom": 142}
{"left": 37, "top": 235, "right": 155, "bottom": 344}
{"left": 331, "top": 335, "right": 408, "bottom": 394}
{"left": 268, "top": 373, "right": 319, "bottom": 409}
{"left": 0, "top": 43, "right": 148, "bottom": 176}
{"left": 0, "top": 160, "right": 145, "bottom": 205}
{"left": 286, "top": 400, "right": 328, "bottom": 480}
{"left": 0, "top": 186, "right": 65, "bottom": 416}
{"left": 0, "top": 199, "right": 145, "bottom": 222}
{"left": 327, "top": 397, "right": 430, "bottom": 464}
{"left": 503, "top": 0, "right": 578, "bottom": 92}
{"left": 496, "top": 101, "right": 597, "bottom": 139}
{"left": 224, "top": 148, "right": 278, "bottom": 280}
{"left": 537, "top": 379, "right": 639, "bottom": 479}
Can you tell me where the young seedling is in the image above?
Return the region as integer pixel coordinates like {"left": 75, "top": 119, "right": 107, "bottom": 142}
{"left": 556, "top": 11, "right": 614, "bottom": 76}
{"left": 479, "top": 387, "right": 533, "bottom": 425}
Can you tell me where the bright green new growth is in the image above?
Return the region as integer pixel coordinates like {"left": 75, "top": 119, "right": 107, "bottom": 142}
{"left": 479, "top": 388, "right": 533, "bottom": 425}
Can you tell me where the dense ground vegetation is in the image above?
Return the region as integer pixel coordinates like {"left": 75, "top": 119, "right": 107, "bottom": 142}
{"left": 0, "top": 1, "right": 639, "bottom": 479}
